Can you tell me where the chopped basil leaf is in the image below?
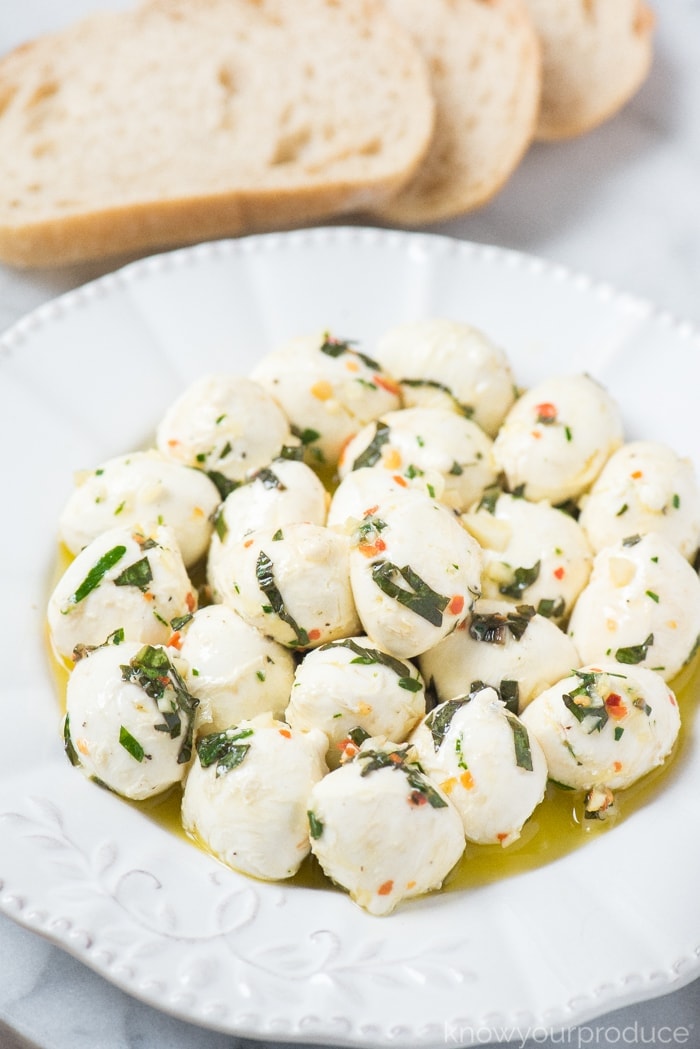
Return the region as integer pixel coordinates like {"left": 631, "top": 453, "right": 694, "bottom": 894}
{"left": 278, "top": 443, "right": 304, "bottom": 461}
{"left": 536, "top": 596, "right": 566, "bottom": 619}
{"left": 372, "top": 560, "right": 449, "bottom": 627}
{"left": 170, "top": 613, "right": 193, "bottom": 631}
{"left": 615, "top": 633, "right": 653, "bottom": 665}
{"left": 477, "top": 485, "right": 501, "bottom": 515}
{"left": 256, "top": 550, "right": 310, "bottom": 647}
{"left": 622, "top": 534, "right": 642, "bottom": 547}
{"left": 562, "top": 670, "right": 609, "bottom": 733}
{"left": 319, "top": 637, "right": 421, "bottom": 692}
{"left": 114, "top": 556, "right": 153, "bottom": 592}
{"left": 348, "top": 725, "right": 371, "bottom": 746}
{"left": 352, "top": 421, "right": 390, "bottom": 470}
{"left": 499, "top": 561, "right": 540, "bottom": 598}
{"left": 63, "top": 715, "right": 81, "bottom": 767}
{"left": 614, "top": 726, "right": 625, "bottom": 741}
{"left": 272, "top": 528, "right": 284, "bottom": 541}
{"left": 65, "top": 544, "right": 127, "bottom": 607}
{"left": 72, "top": 626, "right": 126, "bottom": 663}
{"left": 119, "top": 725, "right": 146, "bottom": 763}
{"left": 425, "top": 698, "right": 468, "bottom": 751}
{"left": 398, "top": 677, "right": 423, "bottom": 692}
{"left": 469, "top": 604, "right": 535, "bottom": 644}
{"left": 307, "top": 810, "right": 324, "bottom": 839}
{"left": 499, "top": 679, "right": 520, "bottom": 714}
{"left": 213, "top": 505, "right": 228, "bottom": 542}
{"left": 207, "top": 471, "right": 240, "bottom": 500}
{"left": 399, "top": 378, "right": 473, "bottom": 417}
{"left": 357, "top": 745, "right": 447, "bottom": 807}
{"left": 292, "top": 425, "right": 321, "bottom": 446}
{"left": 197, "top": 727, "right": 253, "bottom": 775}
{"left": 449, "top": 461, "right": 464, "bottom": 476}
{"left": 505, "top": 713, "right": 534, "bottom": 771}
{"left": 253, "top": 467, "right": 287, "bottom": 491}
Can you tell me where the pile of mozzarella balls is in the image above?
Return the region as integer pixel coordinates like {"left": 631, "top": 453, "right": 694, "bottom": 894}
{"left": 49, "top": 320, "right": 700, "bottom": 916}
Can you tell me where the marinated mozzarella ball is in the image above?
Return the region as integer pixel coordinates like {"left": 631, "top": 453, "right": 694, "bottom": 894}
{"left": 48, "top": 524, "right": 196, "bottom": 663}
{"left": 285, "top": 636, "right": 426, "bottom": 768}
{"left": 419, "top": 599, "right": 581, "bottom": 713}
{"left": 578, "top": 440, "right": 700, "bottom": 561}
{"left": 182, "top": 713, "right": 328, "bottom": 880}
{"left": 65, "top": 641, "right": 199, "bottom": 800}
{"left": 337, "top": 408, "right": 498, "bottom": 513}
{"left": 307, "top": 738, "right": 465, "bottom": 915}
{"left": 348, "top": 488, "right": 482, "bottom": 658}
{"left": 521, "top": 663, "right": 681, "bottom": 792}
{"left": 214, "top": 521, "right": 361, "bottom": 649}
{"left": 492, "top": 374, "right": 624, "bottom": 503}
{"left": 207, "top": 458, "right": 328, "bottom": 600}
{"left": 59, "top": 450, "right": 221, "bottom": 567}
{"left": 179, "top": 605, "right": 295, "bottom": 732}
{"left": 567, "top": 532, "right": 700, "bottom": 681}
{"left": 409, "top": 688, "right": 548, "bottom": 846}
{"left": 462, "top": 492, "right": 592, "bottom": 622}
{"left": 373, "top": 318, "right": 516, "bottom": 436}
{"left": 250, "top": 332, "right": 400, "bottom": 466}
{"left": 156, "top": 374, "right": 292, "bottom": 484}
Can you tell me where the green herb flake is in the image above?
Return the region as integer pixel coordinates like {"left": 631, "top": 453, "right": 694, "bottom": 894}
{"left": 622, "top": 534, "right": 642, "bottom": 547}
{"left": 63, "top": 715, "right": 81, "bottom": 767}
{"left": 256, "top": 550, "right": 309, "bottom": 647}
{"left": 425, "top": 698, "right": 468, "bottom": 751}
{"left": 614, "top": 726, "right": 625, "bottom": 741}
{"left": 213, "top": 506, "right": 229, "bottom": 543}
{"left": 673, "top": 493, "right": 681, "bottom": 509}
{"left": 207, "top": 471, "right": 240, "bottom": 500}
{"left": 646, "top": 590, "right": 660, "bottom": 603}
{"left": 615, "top": 633, "right": 654, "bottom": 665}
{"left": 499, "top": 561, "right": 541, "bottom": 599}
{"left": 477, "top": 485, "right": 501, "bottom": 515}
{"left": 119, "top": 725, "right": 146, "bottom": 763}
{"left": 254, "top": 467, "right": 287, "bottom": 491}
{"left": 348, "top": 725, "right": 371, "bottom": 747}
{"left": 505, "top": 713, "right": 534, "bottom": 771}
{"left": 307, "top": 810, "right": 324, "bottom": 839}
{"left": 272, "top": 528, "right": 284, "bottom": 542}
{"left": 616, "top": 504, "right": 629, "bottom": 517}
{"left": 499, "top": 679, "right": 520, "bottom": 714}
{"left": 170, "top": 613, "right": 193, "bottom": 632}
{"left": 357, "top": 745, "right": 447, "bottom": 808}
{"left": 564, "top": 426, "right": 573, "bottom": 442}
{"left": 114, "top": 500, "right": 125, "bottom": 516}
{"left": 536, "top": 596, "right": 565, "bottom": 619}
{"left": 292, "top": 425, "right": 322, "bottom": 446}
{"left": 320, "top": 638, "right": 421, "bottom": 693}
{"left": 372, "top": 560, "right": 449, "bottom": 627}
{"left": 256, "top": 670, "right": 266, "bottom": 682}
{"left": 114, "top": 556, "right": 153, "bottom": 592}
{"left": 352, "top": 421, "right": 390, "bottom": 470}
{"left": 449, "top": 461, "right": 464, "bottom": 476}
{"left": 197, "top": 727, "right": 253, "bottom": 776}
{"left": 121, "top": 645, "right": 199, "bottom": 764}
{"left": 64, "top": 544, "right": 127, "bottom": 608}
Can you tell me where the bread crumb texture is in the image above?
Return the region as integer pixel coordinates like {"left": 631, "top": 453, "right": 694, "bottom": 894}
{"left": 524, "top": 0, "right": 655, "bottom": 140}
{"left": 0, "top": 0, "right": 434, "bottom": 266}
{"left": 374, "top": 0, "right": 542, "bottom": 225}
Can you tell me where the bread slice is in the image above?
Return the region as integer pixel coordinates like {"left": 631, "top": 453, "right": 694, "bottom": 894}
{"left": 0, "top": 0, "right": 434, "bottom": 267}
{"left": 372, "top": 0, "right": 541, "bottom": 226}
{"left": 524, "top": 0, "right": 655, "bottom": 140}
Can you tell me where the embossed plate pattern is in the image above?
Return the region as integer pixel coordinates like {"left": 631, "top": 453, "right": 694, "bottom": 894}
{"left": 1, "top": 227, "right": 699, "bottom": 1046}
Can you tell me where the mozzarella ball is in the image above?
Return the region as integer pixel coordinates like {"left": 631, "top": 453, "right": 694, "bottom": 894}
{"left": 285, "top": 636, "right": 426, "bottom": 768}
{"left": 410, "top": 688, "right": 548, "bottom": 846}
{"left": 374, "top": 318, "right": 515, "bottom": 437}
{"left": 348, "top": 488, "right": 482, "bottom": 658}
{"left": 207, "top": 458, "right": 328, "bottom": 600}
{"left": 307, "top": 738, "right": 465, "bottom": 915}
{"left": 492, "top": 374, "right": 624, "bottom": 503}
{"left": 337, "top": 408, "right": 498, "bottom": 513}
{"left": 65, "top": 641, "right": 199, "bottom": 800}
{"left": 48, "top": 524, "right": 196, "bottom": 663}
{"left": 156, "top": 374, "right": 292, "bottom": 483}
{"left": 182, "top": 713, "right": 328, "bottom": 880}
{"left": 419, "top": 599, "right": 581, "bottom": 712}
{"left": 58, "top": 450, "right": 221, "bottom": 567}
{"left": 567, "top": 532, "right": 700, "bottom": 681}
{"left": 213, "top": 521, "right": 361, "bottom": 649}
{"left": 179, "top": 605, "right": 295, "bottom": 732}
{"left": 250, "top": 332, "right": 400, "bottom": 466}
{"left": 578, "top": 440, "right": 700, "bottom": 561}
{"left": 521, "top": 663, "right": 681, "bottom": 792}
{"left": 462, "top": 492, "right": 592, "bottom": 622}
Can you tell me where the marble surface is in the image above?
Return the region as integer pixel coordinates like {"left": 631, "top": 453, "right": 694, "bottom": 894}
{"left": 2, "top": 2, "right": 700, "bottom": 1048}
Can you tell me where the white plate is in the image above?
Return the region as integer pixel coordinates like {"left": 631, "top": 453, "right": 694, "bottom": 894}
{"left": 1, "top": 226, "right": 699, "bottom": 1048}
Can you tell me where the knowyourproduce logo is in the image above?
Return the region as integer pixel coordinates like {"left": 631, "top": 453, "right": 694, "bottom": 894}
{"left": 443, "top": 1020, "right": 693, "bottom": 1047}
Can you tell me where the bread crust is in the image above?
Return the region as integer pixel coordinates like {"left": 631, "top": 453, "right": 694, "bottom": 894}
{"left": 0, "top": 0, "right": 434, "bottom": 267}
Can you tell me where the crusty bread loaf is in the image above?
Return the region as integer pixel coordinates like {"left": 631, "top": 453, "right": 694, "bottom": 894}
{"left": 0, "top": 0, "right": 434, "bottom": 267}
{"left": 372, "top": 0, "right": 541, "bottom": 226}
{"left": 524, "top": 0, "right": 655, "bottom": 140}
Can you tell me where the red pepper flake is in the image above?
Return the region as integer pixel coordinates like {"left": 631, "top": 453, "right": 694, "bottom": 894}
{"left": 243, "top": 539, "right": 254, "bottom": 548}
{"left": 167, "top": 631, "right": 183, "bottom": 650}
{"left": 373, "top": 375, "right": 401, "bottom": 396}
{"left": 535, "top": 402, "right": 557, "bottom": 423}
{"left": 392, "top": 474, "right": 408, "bottom": 487}
{"left": 307, "top": 628, "right": 321, "bottom": 641}
{"left": 186, "top": 591, "right": 196, "bottom": 612}
{"left": 553, "top": 566, "right": 565, "bottom": 580}
{"left": 377, "top": 879, "right": 394, "bottom": 896}
{"left": 359, "top": 537, "right": 386, "bottom": 558}
{"left": 496, "top": 832, "right": 509, "bottom": 843}
{"left": 408, "top": 789, "right": 428, "bottom": 806}
{"left": 279, "top": 728, "right": 292, "bottom": 739}
{"left": 613, "top": 761, "right": 623, "bottom": 772}
{"left": 531, "top": 430, "right": 542, "bottom": 440}
{"left": 669, "top": 693, "right": 677, "bottom": 705}
{"left": 448, "top": 594, "right": 465, "bottom": 615}
{"left": 630, "top": 470, "right": 643, "bottom": 479}
{"left": 363, "top": 505, "right": 379, "bottom": 518}
{"left": 605, "top": 693, "right": 628, "bottom": 719}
